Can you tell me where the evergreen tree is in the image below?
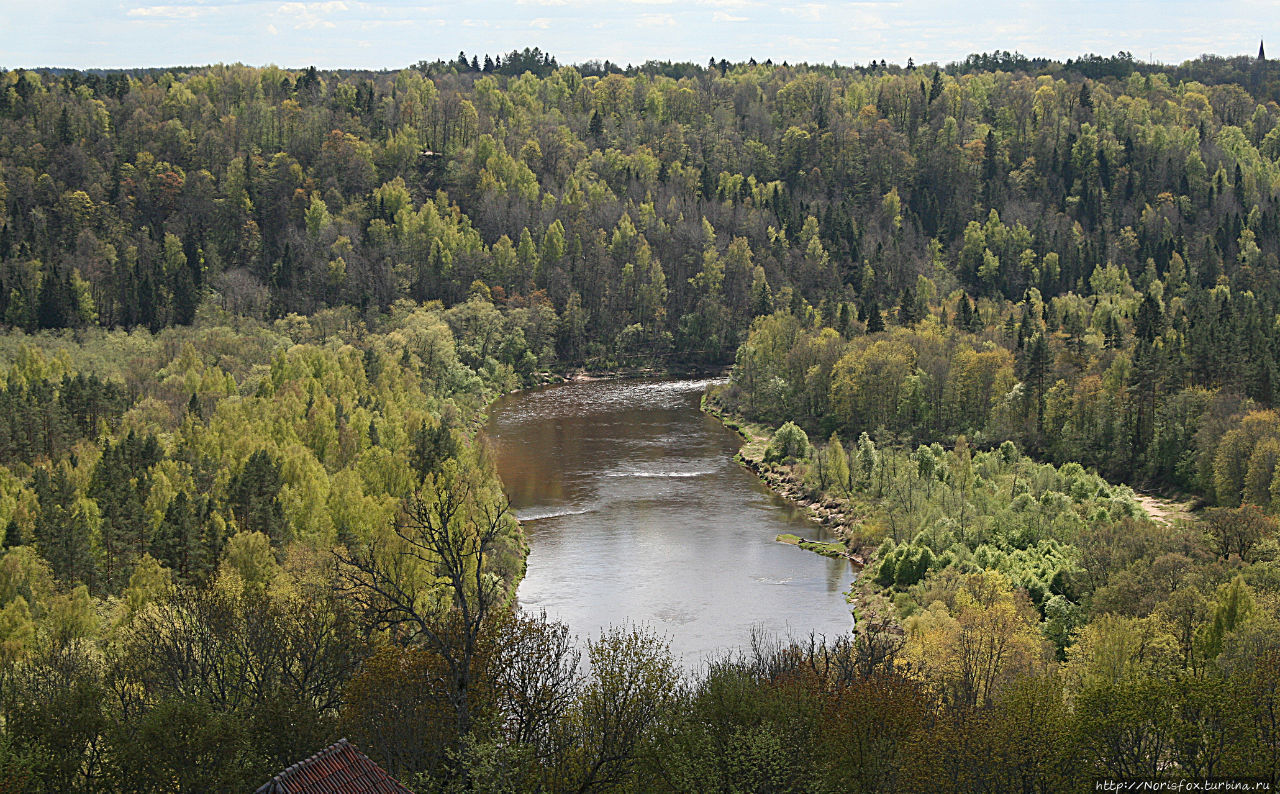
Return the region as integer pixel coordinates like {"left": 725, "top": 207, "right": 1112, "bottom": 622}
{"left": 32, "top": 464, "right": 96, "bottom": 586}
{"left": 151, "top": 490, "right": 194, "bottom": 582}
{"left": 864, "top": 298, "right": 885, "bottom": 333}
{"left": 1019, "top": 333, "right": 1052, "bottom": 443}
{"left": 898, "top": 287, "right": 918, "bottom": 326}
{"left": 1134, "top": 293, "right": 1164, "bottom": 343}
{"left": 35, "top": 264, "right": 71, "bottom": 330}
{"left": 1104, "top": 314, "right": 1123, "bottom": 349}
{"left": 410, "top": 421, "right": 458, "bottom": 481}
{"left": 227, "top": 449, "right": 288, "bottom": 546}
{"left": 89, "top": 432, "right": 161, "bottom": 592}
{"left": 837, "top": 302, "right": 853, "bottom": 336}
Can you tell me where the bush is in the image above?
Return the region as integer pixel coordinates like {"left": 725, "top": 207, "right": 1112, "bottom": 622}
{"left": 765, "top": 422, "right": 810, "bottom": 463}
{"left": 875, "top": 549, "right": 902, "bottom": 588}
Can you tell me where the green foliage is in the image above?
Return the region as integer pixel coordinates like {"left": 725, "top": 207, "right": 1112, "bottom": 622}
{"left": 764, "top": 421, "right": 809, "bottom": 463}
{"left": 227, "top": 450, "right": 287, "bottom": 545}
{"left": 3, "top": 52, "right": 1280, "bottom": 792}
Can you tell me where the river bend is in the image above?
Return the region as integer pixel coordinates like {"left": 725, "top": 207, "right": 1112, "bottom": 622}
{"left": 485, "top": 378, "right": 854, "bottom": 667}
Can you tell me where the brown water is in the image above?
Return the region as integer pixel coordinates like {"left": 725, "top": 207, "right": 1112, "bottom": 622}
{"left": 485, "top": 378, "right": 854, "bottom": 668}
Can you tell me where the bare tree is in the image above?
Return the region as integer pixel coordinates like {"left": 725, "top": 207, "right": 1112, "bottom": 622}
{"left": 336, "top": 457, "right": 515, "bottom": 739}
{"left": 495, "top": 611, "right": 581, "bottom": 755}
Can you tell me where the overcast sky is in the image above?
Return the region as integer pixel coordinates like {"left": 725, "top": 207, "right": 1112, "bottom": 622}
{"left": 0, "top": 0, "right": 1274, "bottom": 71}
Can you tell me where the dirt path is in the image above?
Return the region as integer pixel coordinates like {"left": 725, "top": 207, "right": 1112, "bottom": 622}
{"left": 1134, "top": 493, "right": 1193, "bottom": 525}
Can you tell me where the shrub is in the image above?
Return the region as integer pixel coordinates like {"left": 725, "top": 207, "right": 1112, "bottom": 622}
{"left": 764, "top": 422, "right": 810, "bottom": 463}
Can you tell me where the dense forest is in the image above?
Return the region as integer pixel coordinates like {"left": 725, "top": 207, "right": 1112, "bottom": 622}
{"left": 1, "top": 47, "right": 1280, "bottom": 790}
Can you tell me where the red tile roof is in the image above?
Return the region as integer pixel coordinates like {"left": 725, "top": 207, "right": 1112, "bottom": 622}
{"left": 255, "top": 738, "right": 412, "bottom": 794}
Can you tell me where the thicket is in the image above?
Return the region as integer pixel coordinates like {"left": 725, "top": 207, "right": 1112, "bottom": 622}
{"left": 0, "top": 301, "right": 539, "bottom": 789}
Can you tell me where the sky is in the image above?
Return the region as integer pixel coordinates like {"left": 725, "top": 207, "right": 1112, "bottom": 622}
{"left": 0, "top": 0, "right": 1275, "bottom": 71}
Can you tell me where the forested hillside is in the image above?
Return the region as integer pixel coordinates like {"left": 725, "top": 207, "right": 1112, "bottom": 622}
{"left": 2, "top": 49, "right": 1280, "bottom": 790}
{"left": 4, "top": 51, "right": 1280, "bottom": 495}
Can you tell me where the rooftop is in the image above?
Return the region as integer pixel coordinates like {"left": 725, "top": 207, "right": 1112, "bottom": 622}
{"left": 255, "top": 739, "right": 412, "bottom": 794}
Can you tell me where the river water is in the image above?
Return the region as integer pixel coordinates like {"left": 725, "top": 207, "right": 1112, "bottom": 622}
{"left": 484, "top": 378, "right": 855, "bottom": 668}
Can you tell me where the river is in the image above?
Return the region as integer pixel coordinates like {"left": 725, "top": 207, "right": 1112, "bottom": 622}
{"left": 484, "top": 378, "right": 855, "bottom": 668}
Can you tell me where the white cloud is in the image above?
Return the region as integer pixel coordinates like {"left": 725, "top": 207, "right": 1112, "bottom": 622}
{"left": 713, "top": 11, "right": 748, "bottom": 21}
{"left": 357, "top": 19, "right": 416, "bottom": 30}
{"left": 780, "top": 3, "right": 825, "bottom": 21}
{"left": 276, "top": 1, "right": 348, "bottom": 30}
{"left": 781, "top": 34, "right": 839, "bottom": 49}
{"left": 267, "top": 23, "right": 279, "bottom": 34}
{"left": 639, "top": 12, "right": 676, "bottom": 26}
{"left": 530, "top": 17, "right": 552, "bottom": 28}
{"left": 127, "top": 5, "right": 218, "bottom": 19}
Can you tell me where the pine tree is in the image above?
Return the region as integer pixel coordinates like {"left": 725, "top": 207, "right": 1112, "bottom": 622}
{"left": 750, "top": 272, "right": 773, "bottom": 317}
{"left": 172, "top": 259, "right": 197, "bottom": 325}
{"left": 32, "top": 465, "right": 96, "bottom": 586}
{"left": 410, "top": 421, "right": 458, "bottom": 481}
{"left": 983, "top": 129, "right": 999, "bottom": 182}
{"left": 56, "top": 107, "right": 73, "bottom": 146}
{"left": 227, "top": 449, "right": 288, "bottom": 546}
{"left": 865, "top": 298, "right": 885, "bottom": 333}
{"left": 1104, "top": 314, "right": 1123, "bottom": 349}
{"left": 1019, "top": 333, "right": 1052, "bottom": 442}
{"left": 152, "top": 490, "right": 199, "bottom": 582}
{"left": 89, "top": 433, "right": 160, "bottom": 592}
{"left": 928, "top": 70, "right": 943, "bottom": 104}
{"left": 1134, "top": 293, "right": 1164, "bottom": 343}
{"left": 837, "top": 302, "right": 853, "bottom": 336}
{"left": 957, "top": 293, "right": 974, "bottom": 331}
{"left": 36, "top": 263, "right": 71, "bottom": 329}
{"left": 898, "top": 287, "right": 918, "bottom": 326}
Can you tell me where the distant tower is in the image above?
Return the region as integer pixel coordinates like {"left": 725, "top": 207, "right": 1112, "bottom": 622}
{"left": 1261, "top": 40, "right": 1267, "bottom": 61}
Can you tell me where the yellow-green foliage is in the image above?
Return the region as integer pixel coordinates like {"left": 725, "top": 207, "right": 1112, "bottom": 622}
{"left": 0, "top": 300, "right": 519, "bottom": 597}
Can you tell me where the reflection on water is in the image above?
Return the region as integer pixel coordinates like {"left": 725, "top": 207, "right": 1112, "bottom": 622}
{"left": 485, "top": 378, "right": 854, "bottom": 668}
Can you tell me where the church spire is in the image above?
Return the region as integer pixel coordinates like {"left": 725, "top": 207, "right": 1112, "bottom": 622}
{"left": 1261, "top": 39, "right": 1267, "bottom": 61}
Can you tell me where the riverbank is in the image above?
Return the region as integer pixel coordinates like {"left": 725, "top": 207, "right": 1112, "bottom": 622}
{"left": 700, "top": 391, "right": 884, "bottom": 627}
{"left": 701, "top": 392, "right": 870, "bottom": 566}
{"left": 700, "top": 383, "right": 1208, "bottom": 641}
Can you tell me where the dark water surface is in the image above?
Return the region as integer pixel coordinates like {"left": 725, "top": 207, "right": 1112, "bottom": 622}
{"left": 485, "top": 378, "right": 854, "bottom": 668}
